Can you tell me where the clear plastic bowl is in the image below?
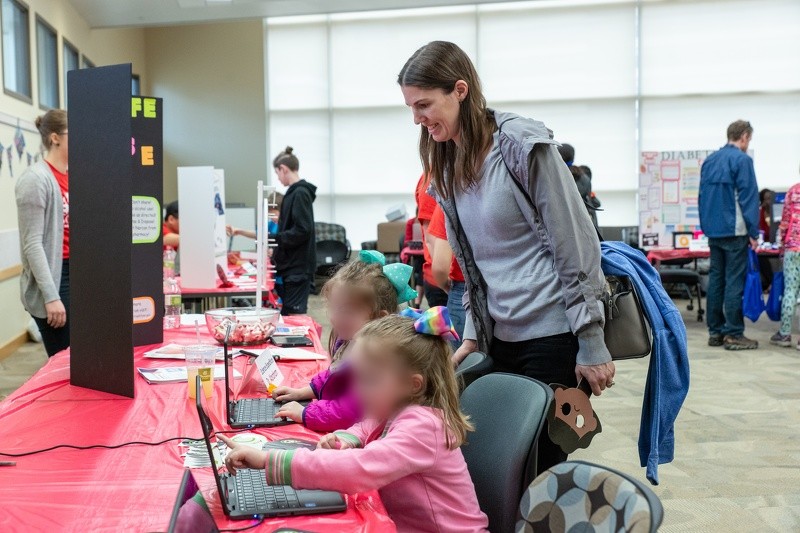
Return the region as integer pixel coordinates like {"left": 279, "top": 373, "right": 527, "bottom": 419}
{"left": 205, "top": 307, "right": 280, "bottom": 346}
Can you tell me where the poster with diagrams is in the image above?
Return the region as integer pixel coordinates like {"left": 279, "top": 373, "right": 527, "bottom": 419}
{"left": 638, "top": 150, "right": 714, "bottom": 249}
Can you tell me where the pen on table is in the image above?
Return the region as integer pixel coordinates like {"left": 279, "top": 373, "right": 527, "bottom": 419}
{"left": 0, "top": 461, "right": 16, "bottom": 467}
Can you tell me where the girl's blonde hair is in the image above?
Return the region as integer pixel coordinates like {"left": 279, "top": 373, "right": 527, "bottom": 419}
{"left": 321, "top": 261, "right": 399, "bottom": 356}
{"left": 356, "top": 314, "right": 473, "bottom": 449}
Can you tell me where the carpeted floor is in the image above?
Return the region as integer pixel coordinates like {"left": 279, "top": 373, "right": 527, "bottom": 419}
{"left": 2, "top": 295, "right": 798, "bottom": 531}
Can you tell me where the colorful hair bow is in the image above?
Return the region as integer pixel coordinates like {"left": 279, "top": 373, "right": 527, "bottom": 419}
{"left": 400, "top": 306, "right": 460, "bottom": 342}
{"left": 359, "top": 250, "right": 418, "bottom": 304}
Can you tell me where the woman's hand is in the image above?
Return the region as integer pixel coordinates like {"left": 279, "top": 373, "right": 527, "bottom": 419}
{"left": 317, "top": 433, "right": 356, "bottom": 450}
{"left": 275, "top": 401, "right": 305, "bottom": 422}
{"left": 218, "top": 435, "right": 267, "bottom": 475}
{"left": 451, "top": 339, "right": 478, "bottom": 366}
{"left": 45, "top": 299, "right": 67, "bottom": 328}
{"left": 575, "top": 361, "right": 616, "bottom": 396}
{"left": 226, "top": 225, "right": 238, "bottom": 237}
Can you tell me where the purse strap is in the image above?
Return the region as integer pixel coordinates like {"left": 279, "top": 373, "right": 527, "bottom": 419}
{"left": 496, "top": 117, "right": 605, "bottom": 243}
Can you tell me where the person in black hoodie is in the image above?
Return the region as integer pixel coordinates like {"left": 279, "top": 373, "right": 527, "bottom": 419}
{"left": 271, "top": 146, "right": 317, "bottom": 315}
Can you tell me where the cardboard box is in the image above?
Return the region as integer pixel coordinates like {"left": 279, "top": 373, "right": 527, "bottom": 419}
{"left": 376, "top": 222, "right": 406, "bottom": 253}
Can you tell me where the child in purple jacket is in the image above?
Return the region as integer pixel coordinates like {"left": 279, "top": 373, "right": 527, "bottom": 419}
{"left": 273, "top": 250, "right": 417, "bottom": 432}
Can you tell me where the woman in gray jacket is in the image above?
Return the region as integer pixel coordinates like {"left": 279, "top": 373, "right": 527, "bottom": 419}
{"left": 15, "top": 109, "right": 70, "bottom": 356}
{"left": 398, "top": 42, "right": 614, "bottom": 471}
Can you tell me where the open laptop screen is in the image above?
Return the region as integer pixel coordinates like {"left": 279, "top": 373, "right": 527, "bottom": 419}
{"left": 167, "top": 469, "right": 219, "bottom": 533}
{"left": 195, "top": 375, "right": 230, "bottom": 514}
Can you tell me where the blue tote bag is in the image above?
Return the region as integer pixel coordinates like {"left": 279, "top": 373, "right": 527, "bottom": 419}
{"left": 766, "top": 270, "right": 784, "bottom": 321}
{"left": 743, "top": 249, "right": 765, "bottom": 322}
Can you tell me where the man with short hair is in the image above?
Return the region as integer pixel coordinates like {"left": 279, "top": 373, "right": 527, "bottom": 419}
{"left": 699, "top": 120, "right": 760, "bottom": 350}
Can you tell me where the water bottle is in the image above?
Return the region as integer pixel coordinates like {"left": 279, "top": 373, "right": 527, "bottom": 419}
{"left": 163, "top": 247, "right": 176, "bottom": 279}
{"left": 164, "top": 277, "right": 182, "bottom": 329}
{"left": 163, "top": 248, "right": 181, "bottom": 329}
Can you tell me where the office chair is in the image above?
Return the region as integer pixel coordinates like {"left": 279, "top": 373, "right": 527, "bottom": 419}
{"left": 657, "top": 258, "right": 704, "bottom": 322}
{"left": 516, "top": 460, "right": 664, "bottom": 533}
{"left": 454, "top": 351, "right": 493, "bottom": 390}
{"left": 460, "top": 373, "right": 553, "bottom": 533}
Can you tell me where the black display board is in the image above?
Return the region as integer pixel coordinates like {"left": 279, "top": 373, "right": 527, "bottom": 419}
{"left": 131, "top": 97, "right": 165, "bottom": 344}
{"left": 68, "top": 64, "right": 164, "bottom": 398}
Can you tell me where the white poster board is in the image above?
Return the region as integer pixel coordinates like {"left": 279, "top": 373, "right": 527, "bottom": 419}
{"left": 178, "top": 166, "right": 227, "bottom": 288}
{"left": 638, "top": 150, "right": 712, "bottom": 249}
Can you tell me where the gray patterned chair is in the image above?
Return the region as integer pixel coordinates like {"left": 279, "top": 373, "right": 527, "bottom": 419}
{"left": 516, "top": 460, "right": 663, "bottom": 533}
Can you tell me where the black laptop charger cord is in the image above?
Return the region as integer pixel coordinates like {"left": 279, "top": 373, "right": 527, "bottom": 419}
{"left": 0, "top": 436, "right": 197, "bottom": 457}
{"left": 0, "top": 428, "right": 252, "bottom": 457}
{"left": 219, "top": 517, "right": 265, "bottom": 532}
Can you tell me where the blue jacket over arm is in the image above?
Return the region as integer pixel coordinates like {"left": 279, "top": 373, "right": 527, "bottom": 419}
{"left": 601, "top": 242, "right": 691, "bottom": 484}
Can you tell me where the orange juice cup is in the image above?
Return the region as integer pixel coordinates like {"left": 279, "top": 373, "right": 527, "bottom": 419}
{"left": 185, "top": 344, "right": 216, "bottom": 399}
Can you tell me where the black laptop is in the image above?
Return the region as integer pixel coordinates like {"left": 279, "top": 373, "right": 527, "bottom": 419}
{"left": 195, "top": 376, "right": 347, "bottom": 519}
{"left": 167, "top": 469, "right": 219, "bottom": 533}
{"left": 223, "top": 337, "right": 308, "bottom": 428}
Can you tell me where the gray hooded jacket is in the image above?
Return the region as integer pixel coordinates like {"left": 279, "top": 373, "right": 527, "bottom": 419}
{"left": 438, "top": 111, "right": 611, "bottom": 366}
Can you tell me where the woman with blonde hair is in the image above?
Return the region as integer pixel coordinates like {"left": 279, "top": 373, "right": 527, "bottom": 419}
{"left": 15, "top": 109, "right": 70, "bottom": 356}
{"left": 397, "top": 41, "right": 614, "bottom": 471}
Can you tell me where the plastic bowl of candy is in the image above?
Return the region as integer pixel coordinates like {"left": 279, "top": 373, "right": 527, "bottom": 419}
{"left": 205, "top": 307, "right": 280, "bottom": 346}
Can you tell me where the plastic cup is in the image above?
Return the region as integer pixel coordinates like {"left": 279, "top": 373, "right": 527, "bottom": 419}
{"left": 185, "top": 344, "right": 216, "bottom": 399}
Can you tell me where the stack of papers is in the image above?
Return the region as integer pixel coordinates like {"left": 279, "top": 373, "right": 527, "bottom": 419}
{"left": 240, "top": 347, "right": 326, "bottom": 361}
{"left": 182, "top": 439, "right": 223, "bottom": 469}
{"left": 136, "top": 365, "right": 241, "bottom": 384}
{"left": 273, "top": 325, "right": 310, "bottom": 336}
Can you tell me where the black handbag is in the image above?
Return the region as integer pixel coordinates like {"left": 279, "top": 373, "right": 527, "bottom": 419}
{"left": 603, "top": 276, "right": 651, "bottom": 360}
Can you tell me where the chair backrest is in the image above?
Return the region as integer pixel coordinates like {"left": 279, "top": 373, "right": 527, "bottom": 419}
{"left": 516, "top": 460, "right": 664, "bottom": 533}
{"left": 315, "top": 240, "right": 349, "bottom": 277}
{"left": 455, "top": 352, "right": 489, "bottom": 378}
{"left": 455, "top": 352, "right": 493, "bottom": 391}
{"left": 460, "top": 373, "right": 553, "bottom": 533}
{"left": 315, "top": 222, "right": 347, "bottom": 244}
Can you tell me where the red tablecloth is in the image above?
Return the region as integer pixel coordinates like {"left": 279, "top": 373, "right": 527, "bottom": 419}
{"left": 647, "top": 247, "right": 780, "bottom": 263}
{"left": 0, "top": 316, "right": 394, "bottom": 533}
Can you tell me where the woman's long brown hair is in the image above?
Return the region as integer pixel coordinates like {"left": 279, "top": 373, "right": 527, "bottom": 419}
{"left": 398, "top": 41, "right": 495, "bottom": 199}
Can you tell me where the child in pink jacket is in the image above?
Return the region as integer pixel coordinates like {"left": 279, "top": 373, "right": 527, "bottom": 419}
{"left": 272, "top": 250, "right": 417, "bottom": 432}
{"left": 771, "top": 177, "right": 800, "bottom": 348}
{"left": 223, "top": 309, "right": 488, "bottom": 533}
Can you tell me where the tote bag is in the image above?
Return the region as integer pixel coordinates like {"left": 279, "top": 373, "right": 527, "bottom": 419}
{"left": 743, "top": 249, "right": 765, "bottom": 322}
{"left": 766, "top": 270, "right": 784, "bottom": 321}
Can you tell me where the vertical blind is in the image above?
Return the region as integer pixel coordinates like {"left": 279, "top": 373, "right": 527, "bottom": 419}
{"left": 63, "top": 40, "right": 79, "bottom": 108}
{"left": 266, "top": 0, "right": 800, "bottom": 246}
{"left": 1, "top": 0, "right": 31, "bottom": 98}
{"left": 36, "top": 18, "right": 58, "bottom": 109}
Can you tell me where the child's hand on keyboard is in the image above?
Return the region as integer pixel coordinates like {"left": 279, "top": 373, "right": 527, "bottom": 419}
{"left": 317, "top": 433, "right": 356, "bottom": 451}
{"left": 272, "top": 385, "right": 313, "bottom": 402}
{"left": 219, "top": 435, "right": 267, "bottom": 475}
{"left": 275, "top": 401, "right": 305, "bottom": 422}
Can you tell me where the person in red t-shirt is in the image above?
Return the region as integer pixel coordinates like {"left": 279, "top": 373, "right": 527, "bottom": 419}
{"left": 15, "top": 109, "right": 70, "bottom": 356}
{"left": 162, "top": 200, "right": 180, "bottom": 249}
{"left": 414, "top": 174, "right": 448, "bottom": 307}
{"left": 428, "top": 205, "right": 465, "bottom": 348}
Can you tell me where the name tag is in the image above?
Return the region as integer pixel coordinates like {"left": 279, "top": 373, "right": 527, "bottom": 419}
{"left": 255, "top": 350, "right": 284, "bottom": 393}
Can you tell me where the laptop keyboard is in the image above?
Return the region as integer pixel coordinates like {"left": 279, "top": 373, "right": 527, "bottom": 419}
{"left": 235, "top": 398, "right": 283, "bottom": 424}
{"left": 233, "top": 469, "right": 301, "bottom": 512}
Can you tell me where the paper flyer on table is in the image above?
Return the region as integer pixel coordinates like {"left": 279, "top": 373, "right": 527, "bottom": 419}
{"left": 144, "top": 343, "right": 250, "bottom": 361}
{"left": 137, "top": 365, "right": 241, "bottom": 384}
{"left": 254, "top": 351, "right": 284, "bottom": 393}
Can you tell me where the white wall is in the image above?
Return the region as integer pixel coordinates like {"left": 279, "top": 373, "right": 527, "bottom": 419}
{"left": 0, "top": 0, "right": 146, "bottom": 349}
{"left": 265, "top": 0, "right": 800, "bottom": 240}
{"left": 144, "top": 21, "right": 267, "bottom": 206}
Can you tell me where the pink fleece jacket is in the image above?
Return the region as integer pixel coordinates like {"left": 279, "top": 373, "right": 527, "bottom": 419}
{"left": 303, "top": 362, "right": 360, "bottom": 432}
{"left": 264, "top": 405, "right": 488, "bottom": 533}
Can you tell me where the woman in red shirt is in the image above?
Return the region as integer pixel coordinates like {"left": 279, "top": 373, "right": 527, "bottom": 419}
{"left": 428, "top": 205, "right": 465, "bottom": 349}
{"left": 15, "top": 109, "right": 70, "bottom": 356}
